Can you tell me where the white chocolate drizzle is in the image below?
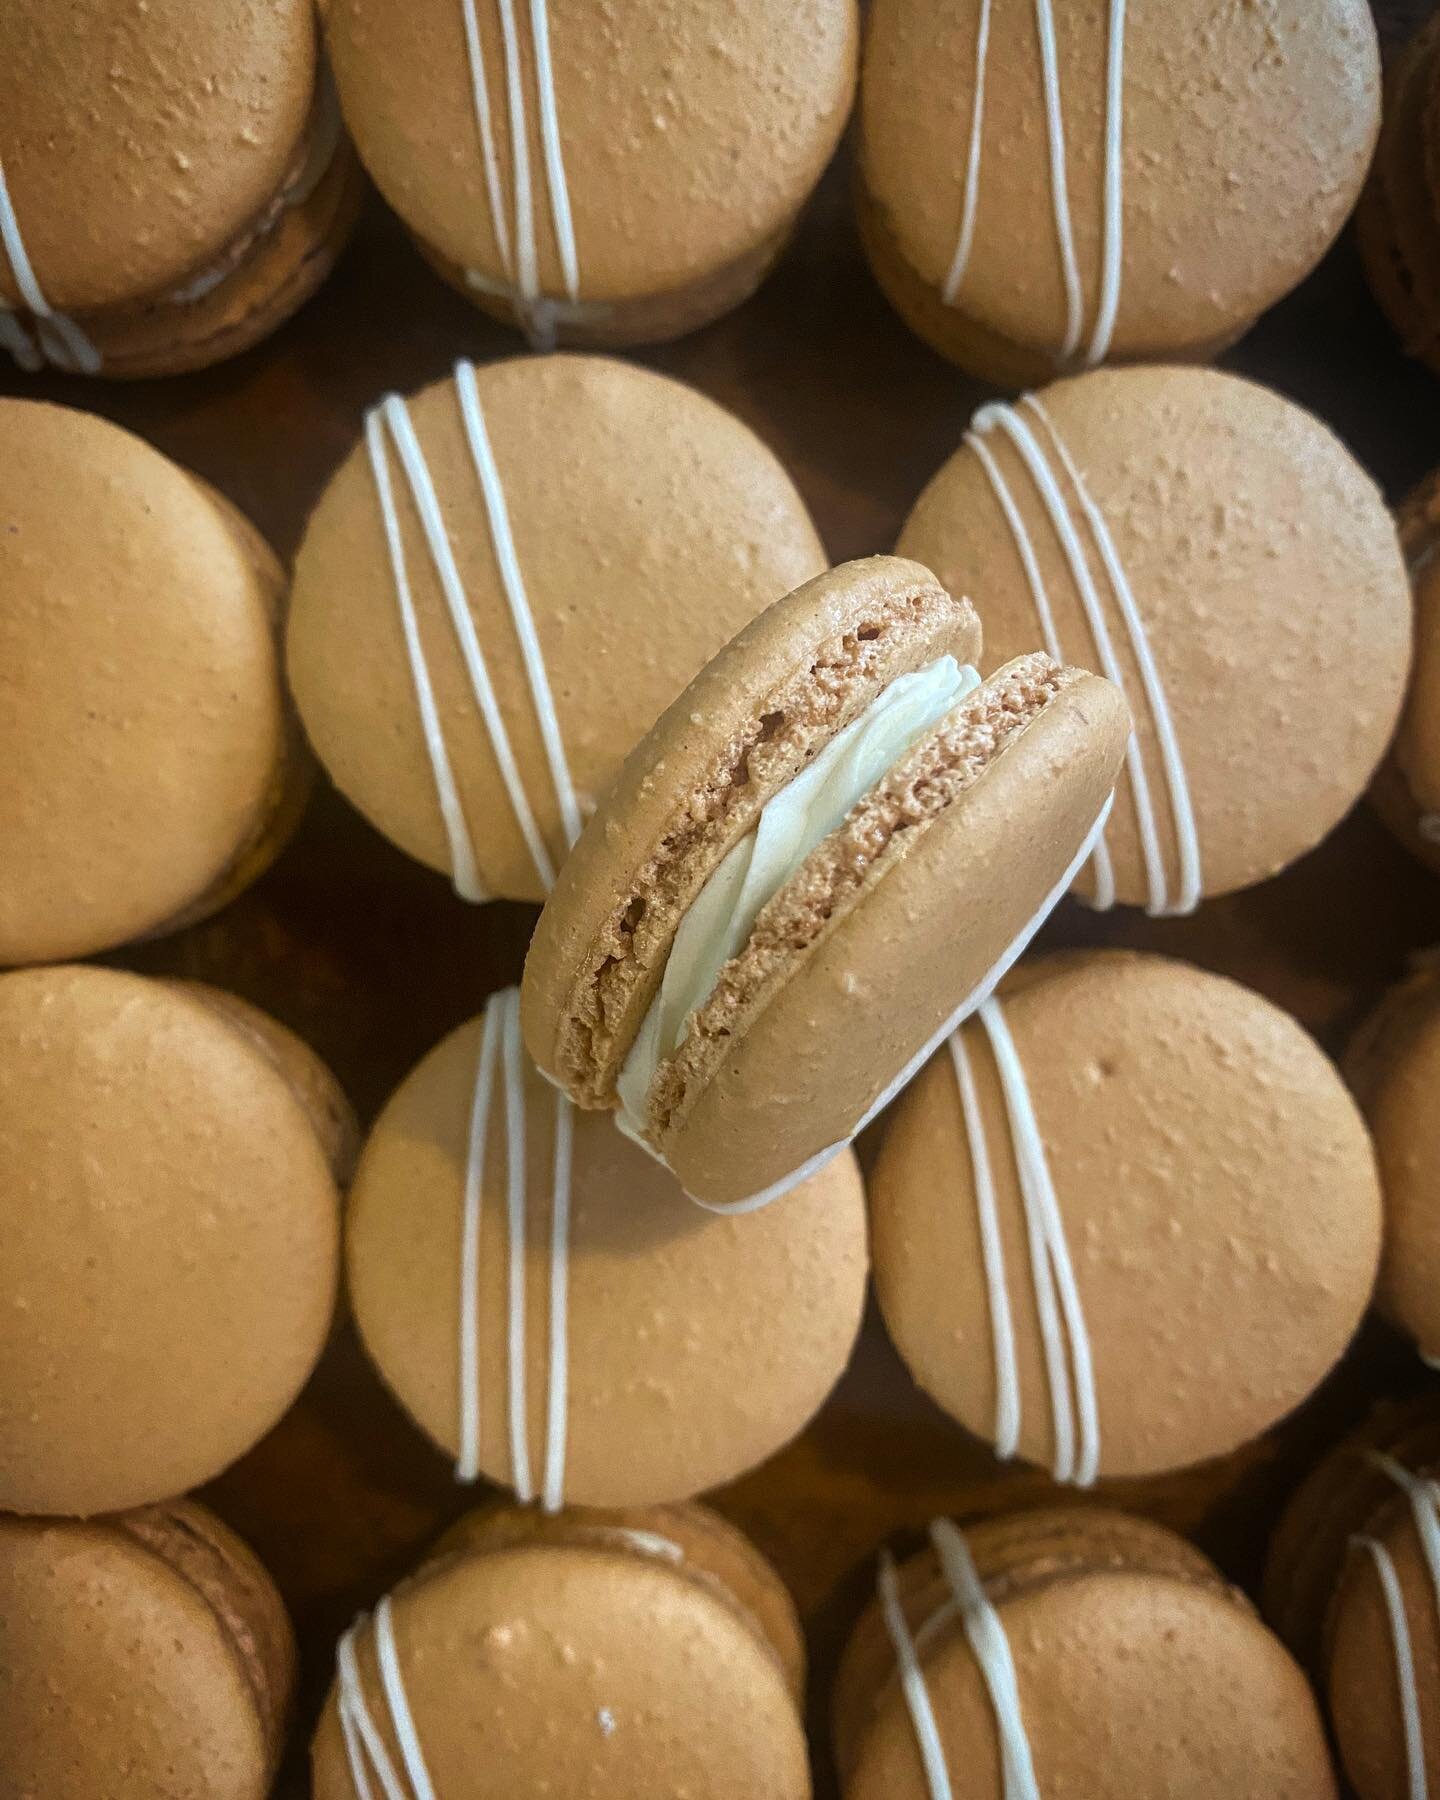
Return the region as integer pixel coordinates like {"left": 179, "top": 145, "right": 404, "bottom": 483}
{"left": 941, "top": 0, "right": 1127, "bottom": 366}
{"left": 879, "top": 1520, "right": 1040, "bottom": 1800}
{"left": 1356, "top": 1453, "right": 1440, "bottom": 1800}
{"left": 364, "top": 366, "right": 582, "bottom": 898}
{"left": 458, "top": 0, "right": 579, "bottom": 349}
{"left": 948, "top": 997, "right": 1098, "bottom": 1485}
{"left": 0, "top": 154, "right": 102, "bottom": 375}
{"left": 968, "top": 396, "right": 1201, "bottom": 917}
{"left": 457, "top": 987, "right": 574, "bottom": 1511}
{"left": 336, "top": 1596, "right": 437, "bottom": 1800}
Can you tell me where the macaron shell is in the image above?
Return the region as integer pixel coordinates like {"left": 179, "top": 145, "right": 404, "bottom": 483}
{"left": 287, "top": 355, "right": 827, "bottom": 902}
{"left": 1377, "top": 468, "right": 1440, "bottom": 865}
{"left": 870, "top": 951, "right": 1382, "bottom": 1479}
{"left": 897, "top": 366, "right": 1411, "bottom": 907}
{"left": 346, "top": 1012, "right": 868, "bottom": 1505}
{"left": 0, "top": 1513, "right": 276, "bottom": 1800}
{"left": 311, "top": 1539, "right": 811, "bottom": 1800}
{"left": 0, "top": 966, "right": 341, "bottom": 1515}
{"left": 0, "top": 0, "right": 317, "bottom": 313}
{"left": 858, "top": 0, "right": 1378, "bottom": 362}
{"left": 326, "top": 0, "right": 856, "bottom": 304}
{"left": 662, "top": 669, "right": 1128, "bottom": 1208}
{"left": 0, "top": 401, "right": 291, "bottom": 965}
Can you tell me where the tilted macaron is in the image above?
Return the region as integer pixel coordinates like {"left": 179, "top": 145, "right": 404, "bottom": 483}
{"left": 0, "top": 400, "right": 311, "bottom": 967}
{"left": 1345, "top": 959, "right": 1440, "bottom": 1361}
{"left": 324, "top": 0, "right": 856, "bottom": 348}
{"left": 522, "top": 556, "right": 1129, "bottom": 1210}
{"left": 312, "top": 1501, "right": 811, "bottom": 1799}
{"left": 1265, "top": 1401, "right": 1440, "bottom": 1800}
{"left": 869, "top": 950, "right": 1382, "bottom": 1486}
{"left": 1372, "top": 469, "right": 1440, "bottom": 873}
{"left": 837, "top": 1507, "right": 1337, "bottom": 1799}
{"left": 0, "top": 1500, "right": 296, "bottom": 1800}
{"left": 287, "top": 355, "right": 828, "bottom": 905}
{"left": 0, "top": 966, "right": 347, "bottom": 1516}
{"left": 898, "top": 365, "right": 1411, "bottom": 914}
{"left": 0, "top": 0, "right": 360, "bottom": 379}
{"left": 857, "top": 0, "right": 1379, "bottom": 383}
{"left": 347, "top": 986, "right": 868, "bottom": 1508}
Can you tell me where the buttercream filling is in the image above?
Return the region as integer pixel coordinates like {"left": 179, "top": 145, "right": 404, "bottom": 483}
{"left": 616, "top": 655, "right": 981, "bottom": 1140}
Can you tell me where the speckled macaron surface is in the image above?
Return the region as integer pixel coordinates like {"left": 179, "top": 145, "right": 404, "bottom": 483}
{"left": 0, "top": 965, "right": 342, "bottom": 1516}
{"left": 287, "top": 354, "right": 828, "bottom": 904}
{"left": 858, "top": 0, "right": 1379, "bottom": 378}
{"left": 898, "top": 365, "right": 1411, "bottom": 911}
{"left": 870, "top": 950, "right": 1382, "bottom": 1484}
{"left": 1372, "top": 466, "right": 1440, "bottom": 871}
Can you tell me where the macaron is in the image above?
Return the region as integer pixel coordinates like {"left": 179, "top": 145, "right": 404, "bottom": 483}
{"left": 0, "top": 1499, "right": 296, "bottom": 1800}
{"left": 323, "top": 0, "right": 857, "bottom": 349}
{"left": 0, "top": 399, "right": 311, "bottom": 967}
{"left": 1345, "top": 958, "right": 1440, "bottom": 1362}
{"left": 286, "top": 354, "right": 828, "bottom": 905}
{"left": 347, "top": 986, "right": 868, "bottom": 1509}
{"left": 869, "top": 950, "right": 1382, "bottom": 1485}
{"left": 0, "top": 965, "right": 347, "bottom": 1516}
{"left": 897, "top": 365, "right": 1411, "bottom": 914}
{"left": 836, "top": 1506, "right": 1337, "bottom": 1798}
{"left": 1372, "top": 468, "right": 1440, "bottom": 873}
{"left": 0, "top": 0, "right": 361, "bottom": 379}
{"left": 311, "top": 1500, "right": 810, "bottom": 1799}
{"left": 522, "top": 555, "right": 1129, "bottom": 1211}
{"left": 857, "top": 0, "right": 1380, "bottom": 382}
{"left": 1264, "top": 1401, "right": 1440, "bottom": 1800}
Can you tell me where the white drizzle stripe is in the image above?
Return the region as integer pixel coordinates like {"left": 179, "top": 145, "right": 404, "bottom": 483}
{"left": 542, "top": 1090, "right": 574, "bottom": 1512}
{"left": 878, "top": 1550, "right": 956, "bottom": 1800}
{"left": 930, "top": 1521, "right": 1040, "bottom": 1799}
{"left": 965, "top": 427, "right": 1115, "bottom": 909}
{"left": 501, "top": 988, "right": 534, "bottom": 1503}
{"left": 1086, "top": 0, "right": 1127, "bottom": 364}
{"left": 457, "top": 997, "right": 504, "bottom": 1481}
{"left": 454, "top": 359, "right": 582, "bottom": 850}
{"left": 976, "top": 997, "right": 1099, "bottom": 1486}
{"left": 494, "top": 0, "right": 537, "bottom": 302}
{"left": 374, "top": 1598, "right": 439, "bottom": 1800}
{"left": 685, "top": 792, "right": 1114, "bottom": 1215}
{"left": 1356, "top": 1536, "right": 1427, "bottom": 1800}
{"left": 336, "top": 1622, "right": 411, "bottom": 1800}
{"left": 1024, "top": 396, "right": 1200, "bottom": 913}
{"left": 527, "top": 0, "right": 579, "bottom": 302}
{"left": 939, "top": 0, "right": 992, "bottom": 307}
{"left": 1032, "top": 0, "right": 1083, "bottom": 361}
{"left": 381, "top": 392, "right": 558, "bottom": 890}
{"left": 459, "top": 0, "right": 515, "bottom": 281}
{"left": 0, "top": 155, "right": 102, "bottom": 374}
{"left": 366, "top": 409, "right": 486, "bottom": 903}
{"left": 947, "top": 1027, "right": 1021, "bottom": 1458}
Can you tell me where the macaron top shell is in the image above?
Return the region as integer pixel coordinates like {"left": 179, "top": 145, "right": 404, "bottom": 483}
{"left": 0, "top": 400, "right": 290, "bottom": 966}
{"left": 870, "top": 950, "right": 1381, "bottom": 1481}
{"left": 1396, "top": 469, "right": 1440, "bottom": 819}
{"left": 311, "top": 1508, "right": 811, "bottom": 1800}
{"left": 347, "top": 998, "right": 868, "bottom": 1507}
{"left": 287, "top": 355, "right": 827, "bottom": 903}
{"left": 898, "top": 366, "right": 1410, "bottom": 909}
{"left": 0, "top": 1501, "right": 294, "bottom": 1800}
{"left": 325, "top": 0, "right": 856, "bottom": 304}
{"left": 0, "top": 965, "right": 341, "bottom": 1516}
{"left": 859, "top": 0, "right": 1379, "bottom": 362}
{"left": 0, "top": 0, "right": 317, "bottom": 314}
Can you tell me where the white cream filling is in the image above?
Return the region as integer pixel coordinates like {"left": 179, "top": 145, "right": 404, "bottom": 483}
{"left": 616, "top": 655, "right": 981, "bottom": 1140}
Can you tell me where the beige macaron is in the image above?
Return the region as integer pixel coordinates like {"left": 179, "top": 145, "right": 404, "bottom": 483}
{"left": 286, "top": 354, "right": 828, "bottom": 905}
{"left": 324, "top": 0, "right": 856, "bottom": 348}
{"left": 1265, "top": 1400, "right": 1440, "bottom": 1800}
{"left": 0, "top": 966, "right": 348, "bottom": 1517}
{"left": 0, "top": 399, "right": 311, "bottom": 967}
{"left": 0, "top": 0, "right": 361, "bottom": 379}
{"left": 838, "top": 1506, "right": 1337, "bottom": 1798}
{"left": 522, "top": 555, "right": 1129, "bottom": 1210}
{"left": 857, "top": 0, "right": 1380, "bottom": 382}
{"left": 0, "top": 1499, "right": 296, "bottom": 1800}
{"left": 870, "top": 950, "right": 1382, "bottom": 1485}
{"left": 347, "top": 986, "right": 868, "bottom": 1508}
{"left": 898, "top": 365, "right": 1411, "bottom": 913}
{"left": 1345, "top": 958, "right": 1440, "bottom": 1361}
{"left": 312, "top": 1501, "right": 810, "bottom": 1799}
{"left": 1372, "top": 467, "right": 1440, "bottom": 872}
